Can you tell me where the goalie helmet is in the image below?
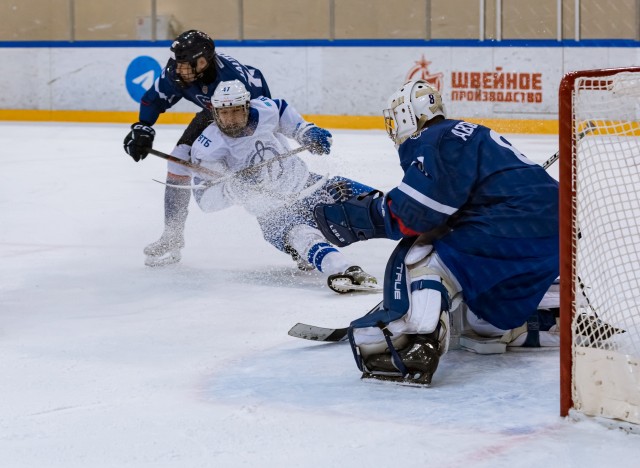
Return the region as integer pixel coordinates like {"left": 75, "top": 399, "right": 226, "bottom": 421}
{"left": 170, "top": 30, "right": 216, "bottom": 85}
{"left": 383, "top": 79, "right": 446, "bottom": 146}
{"left": 211, "top": 80, "right": 251, "bottom": 137}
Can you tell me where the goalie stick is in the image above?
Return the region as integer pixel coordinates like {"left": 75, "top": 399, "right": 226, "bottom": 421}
{"left": 287, "top": 300, "right": 383, "bottom": 342}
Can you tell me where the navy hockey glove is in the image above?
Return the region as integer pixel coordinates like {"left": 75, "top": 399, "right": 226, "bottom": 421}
{"left": 297, "top": 124, "right": 333, "bottom": 155}
{"left": 314, "top": 190, "right": 387, "bottom": 247}
{"left": 124, "top": 122, "right": 155, "bottom": 162}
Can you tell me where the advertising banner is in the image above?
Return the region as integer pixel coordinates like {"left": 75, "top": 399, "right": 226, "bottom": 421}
{"left": 0, "top": 45, "right": 637, "bottom": 120}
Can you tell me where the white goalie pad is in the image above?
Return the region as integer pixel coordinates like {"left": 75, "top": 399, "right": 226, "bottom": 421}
{"left": 353, "top": 242, "right": 462, "bottom": 357}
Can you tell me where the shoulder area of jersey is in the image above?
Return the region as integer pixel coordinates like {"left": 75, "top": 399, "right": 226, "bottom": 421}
{"left": 442, "top": 119, "right": 481, "bottom": 143}
{"left": 197, "top": 120, "right": 224, "bottom": 142}
{"left": 252, "top": 96, "right": 276, "bottom": 107}
{"left": 250, "top": 96, "right": 280, "bottom": 115}
{"left": 404, "top": 118, "right": 451, "bottom": 143}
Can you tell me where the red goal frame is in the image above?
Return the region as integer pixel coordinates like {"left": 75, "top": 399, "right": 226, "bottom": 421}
{"left": 558, "top": 66, "right": 640, "bottom": 417}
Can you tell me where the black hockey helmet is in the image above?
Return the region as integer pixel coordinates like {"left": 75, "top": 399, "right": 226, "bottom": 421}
{"left": 169, "top": 30, "right": 217, "bottom": 85}
{"left": 170, "top": 30, "right": 215, "bottom": 64}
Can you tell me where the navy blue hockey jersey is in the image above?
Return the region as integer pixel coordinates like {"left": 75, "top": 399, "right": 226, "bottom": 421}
{"left": 138, "top": 53, "right": 271, "bottom": 125}
{"left": 383, "top": 119, "right": 559, "bottom": 329}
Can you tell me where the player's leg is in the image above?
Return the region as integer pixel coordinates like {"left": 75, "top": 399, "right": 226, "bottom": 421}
{"left": 144, "top": 166, "right": 190, "bottom": 267}
{"left": 258, "top": 194, "right": 379, "bottom": 291}
{"left": 144, "top": 116, "right": 206, "bottom": 267}
{"left": 285, "top": 224, "right": 378, "bottom": 292}
{"left": 352, "top": 237, "right": 461, "bottom": 384}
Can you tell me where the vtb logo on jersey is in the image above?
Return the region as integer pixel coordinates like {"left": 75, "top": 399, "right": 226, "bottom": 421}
{"left": 406, "top": 54, "right": 444, "bottom": 92}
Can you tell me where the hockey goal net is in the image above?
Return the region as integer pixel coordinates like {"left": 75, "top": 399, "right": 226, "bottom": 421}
{"left": 559, "top": 67, "right": 640, "bottom": 428}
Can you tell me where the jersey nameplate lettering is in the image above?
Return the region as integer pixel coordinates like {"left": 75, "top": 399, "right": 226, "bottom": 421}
{"left": 451, "top": 121, "right": 478, "bottom": 141}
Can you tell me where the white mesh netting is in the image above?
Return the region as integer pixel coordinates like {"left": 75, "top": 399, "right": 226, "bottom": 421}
{"left": 571, "top": 71, "right": 640, "bottom": 424}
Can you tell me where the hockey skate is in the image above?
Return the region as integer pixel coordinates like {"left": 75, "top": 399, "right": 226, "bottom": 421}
{"left": 327, "top": 266, "right": 380, "bottom": 293}
{"left": 361, "top": 312, "right": 449, "bottom": 386}
{"left": 362, "top": 332, "right": 443, "bottom": 386}
{"left": 144, "top": 232, "right": 184, "bottom": 267}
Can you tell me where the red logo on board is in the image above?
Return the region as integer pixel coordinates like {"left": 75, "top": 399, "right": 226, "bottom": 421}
{"left": 406, "top": 55, "right": 444, "bottom": 92}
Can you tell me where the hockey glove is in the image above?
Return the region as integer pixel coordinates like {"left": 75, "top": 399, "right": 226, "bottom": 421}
{"left": 326, "top": 179, "right": 354, "bottom": 203}
{"left": 124, "top": 122, "right": 155, "bottom": 162}
{"left": 314, "top": 190, "right": 387, "bottom": 247}
{"left": 296, "top": 124, "right": 333, "bottom": 155}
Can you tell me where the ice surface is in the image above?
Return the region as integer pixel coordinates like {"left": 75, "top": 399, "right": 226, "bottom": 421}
{"left": 1, "top": 123, "right": 638, "bottom": 467}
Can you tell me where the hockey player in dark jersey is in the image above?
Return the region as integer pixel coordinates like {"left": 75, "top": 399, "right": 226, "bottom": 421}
{"left": 122, "top": 30, "right": 272, "bottom": 267}
{"left": 314, "top": 79, "right": 560, "bottom": 385}
{"left": 123, "top": 30, "right": 270, "bottom": 162}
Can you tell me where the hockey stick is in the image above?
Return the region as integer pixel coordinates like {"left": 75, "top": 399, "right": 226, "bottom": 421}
{"left": 147, "top": 148, "right": 223, "bottom": 179}
{"left": 288, "top": 300, "right": 384, "bottom": 342}
{"left": 541, "top": 120, "right": 596, "bottom": 170}
{"left": 151, "top": 172, "right": 331, "bottom": 206}
{"left": 147, "top": 145, "right": 310, "bottom": 185}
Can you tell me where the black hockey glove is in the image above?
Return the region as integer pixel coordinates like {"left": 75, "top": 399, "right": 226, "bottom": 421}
{"left": 314, "top": 190, "right": 387, "bottom": 247}
{"left": 297, "top": 124, "right": 332, "bottom": 155}
{"left": 124, "top": 122, "right": 155, "bottom": 162}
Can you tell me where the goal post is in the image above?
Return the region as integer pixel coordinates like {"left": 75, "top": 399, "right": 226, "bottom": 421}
{"left": 559, "top": 67, "right": 640, "bottom": 426}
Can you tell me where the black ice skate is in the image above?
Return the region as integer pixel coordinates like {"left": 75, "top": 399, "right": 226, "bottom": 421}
{"left": 144, "top": 232, "right": 184, "bottom": 267}
{"left": 362, "top": 332, "right": 442, "bottom": 386}
{"left": 327, "top": 266, "right": 380, "bottom": 293}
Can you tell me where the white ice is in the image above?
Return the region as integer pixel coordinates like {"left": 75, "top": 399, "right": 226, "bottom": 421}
{"left": 1, "top": 123, "right": 638, "bottom": 467}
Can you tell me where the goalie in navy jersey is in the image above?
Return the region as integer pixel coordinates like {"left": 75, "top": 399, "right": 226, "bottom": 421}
{"left": 314, "top": 79, "right": 560, "bottom": 384}
{"left": 144, "top": 79, "right": 379, "bottom": 294}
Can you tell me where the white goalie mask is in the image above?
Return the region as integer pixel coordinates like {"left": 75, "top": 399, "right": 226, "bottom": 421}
{"left": 212, "top": 80, "right": 251, "bottom": 137}
{"left": 383, "top": 79, "right": 446, "bottom": 146}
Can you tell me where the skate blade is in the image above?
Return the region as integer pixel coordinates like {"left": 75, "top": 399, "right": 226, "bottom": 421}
{"left": 328, "top": 278, "right": 381, "bottom": 294}
{"left": 361, "top": 372, "right": 432, "bottom": 388}
{"left": 145, "top": 251, "right": 181, "bottom": 267}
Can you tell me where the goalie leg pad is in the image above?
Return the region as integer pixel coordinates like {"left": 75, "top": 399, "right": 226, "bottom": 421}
{"left": 462, "top": 307, "right": 561, "bottom": 352}
{"left": 349, "top": 237, "right": 456, "bottom": 384}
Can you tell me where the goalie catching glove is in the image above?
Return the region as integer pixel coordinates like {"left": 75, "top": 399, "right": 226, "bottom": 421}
{"left": 313, "top": 190, "right": 388, "bottom": 247}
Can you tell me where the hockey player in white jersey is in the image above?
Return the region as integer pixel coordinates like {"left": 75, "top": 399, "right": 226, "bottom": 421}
{"left": 144, "top": 80, "right": 379, "bottom": 294}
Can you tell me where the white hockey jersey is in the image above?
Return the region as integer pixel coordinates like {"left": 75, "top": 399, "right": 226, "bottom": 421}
{"left": 170, "top": 97, "right": 312, "bottom": 216}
